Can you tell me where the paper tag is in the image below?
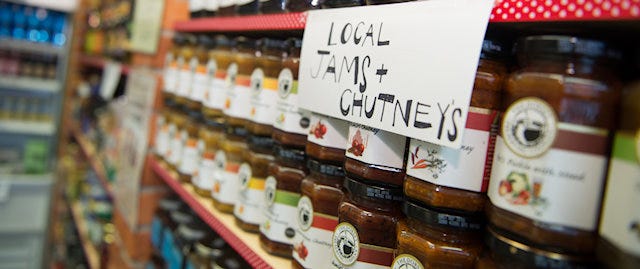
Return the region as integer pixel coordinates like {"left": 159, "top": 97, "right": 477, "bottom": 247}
{"left": 100, "top": 61, "right": 122, "bottom": 100}
{"left": 298, "top": 0, "right": 494, "bottom": 148}
{"left": 307, "top": 113, "right": 350, "bottom": 150}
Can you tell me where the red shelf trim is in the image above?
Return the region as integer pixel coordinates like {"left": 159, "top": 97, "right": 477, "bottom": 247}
{"left": 70, "top": 123, "right": 114, "bottom": 198}
{"left": 174, "top": 12, "right": 307, "bottom": 32}
{"left": 149, "top": 157, "right": 273, "bottom": 269}
{"left": 79, "top": 54, "right": 130, "bottom": 75}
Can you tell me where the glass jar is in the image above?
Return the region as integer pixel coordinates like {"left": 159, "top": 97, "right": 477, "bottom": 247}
{"left": 322, "top": 0, "right": 364, "bottom": 8}
{"left": 187, "top": 236, "right": 227, "bottom": 269}
{"left": 178, "top": 112, "right": 205, "bottom": 183}
{"left": 597, "top": 81, "right": 640, "bottom": 269}
{"left": 202, "top": 35, "right": 234, "bottom": 121}
{"left": 260, "top": 143, "right": 308, "bottom": 258}
{"left": 247, "top": 38, "right": 286, "bottom": 137}
{"left": 287, "top": 0, "right": 321, "bottom": 12}
{"left": 175, "top": 34, "right": 198, "bottom": 110}
{"left": 345, "top": 124, "right": 408, "bottom": 186}
{"left": 273, "top": 39, "right": 312, "bottom": 148}
{"left": 167, "top": 108, "right": 190, "bottom": 173}
{"left": 151, "top": 196, "right": 183, "bottom": 251}
{"left": 306, "top": 113, "right": 350, "bottom": 164}
{"left": 331, "top": 177, "right": 403, "bottom": 268}
{"left": 189, "top": 0, "right": 207, "bottom": 18}
{"left": 404, "top": 38, "right": 507, "bottom": 214}
{"left": 486, "top": 226, "right": 595, "bottom": 268}
{"left": 487, "top": 35, "right": 622, "bottom": 254}
{"left": 193, "top": 117, "right": 226, "bottom": 197}
{"left": 174, "top": 221, "right": 207, "bottom": 269}
{"left": 393, "top": 200, "right": 484, "bottom": 269}
{"left": 261, "top": 0, "right": 287, "bottom": 13}
{"left": 224, "top": 37, "right": 257, "bottom": 131}
{"left": 234, "top": 135, "right": 275, "bottom": 233}
{"left": 236, "top": 0, "right": 259, "bottom": 15}
{"left": 212, "top": 126, "right": 248, "bottom": 213}
{"left": 292, "top": 159, "right": 345, "bottom": 269}
{"left": 163, "top": 33, "right": 185, "bottom": 108}
{"left": 162, "top": 209, "right": 196, "bottom": 268}
{"left": 186, "top": 35, "right": 215, "bottom": 116}
{"left": 154, "top": 108, "right": 174, "bottom": 161}
{"left": 218, "top": 0, "right": 236, "bottom": 16}
{"left": 204, "top": 0, "right": 218, "bottom": 17}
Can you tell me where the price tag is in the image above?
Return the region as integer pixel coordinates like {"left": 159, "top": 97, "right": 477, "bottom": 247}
{"left": 299, "top": 0, "right": 494, "bottom": 148}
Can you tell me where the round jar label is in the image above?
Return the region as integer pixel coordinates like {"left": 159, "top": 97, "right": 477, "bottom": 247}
{"left": 214, "top": 150, "right": 226, "bottom": 171}
{"left": 250, "top": 68, "right": 264, "bottom": 96}
{"left": 278, "top": 68, "right": 294, "bottom": 99}
{"left": 238, "top": 163, "right": 252, "bottom": 190}
{"left": 297, "top": 196, "right": 313, "bottom": 231}
{"left": 332, "top": 222, "right": 360, "bottom": 266}
{"left": 225, "top": 63, "right": 238, "bottom": 90}
{"left": 502, "top": 97, "right": 558, "bottom": 158}
{"left": 264, "top": 176, "right": 277, "bottom": 207}
{"left": 391, "top": 254, "right": 424, "bottom": 269}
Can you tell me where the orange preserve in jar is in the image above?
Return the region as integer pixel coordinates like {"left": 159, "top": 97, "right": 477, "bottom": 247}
{"left": 234, "top": 135, "right": 274, "bottom": 233}
{"left": 166, "top": 107, "right": 189, "bottom": 173}
{"left": 223, "top": 37, "right": 257, "bottom": 131}
{"left": 202, "top": 35, "right": 233, "bottom": 121}
{"left": 192, "top": 117, "right": 225, "bottom": 197}
{"left": 306, "top": 113, "right": 350, "bottom": 164}
{"left": 260, "top": 143, "right": 308, "bottom": 258}
{"left": 331, "top": 177, "right": 403, "bottom": 268}
{"left": 175, "top": 34, "right": 197, "bottom": 109}
{"left": 597, "top": 81, "right": 640, "bottom": 269}
{"left": 292, "top": 159, "right": 345, "bottom": 269}
{"left": 487, "top": 36, "right": 622, "bottom": 254}
{"left": 392, "top": 200, "right": 484, "bottom": 269}
{"left": 404, "top": 38, "right": 507, "bottom": 214}
{"left": 185, "top": 35, "right": 214, "bottom": 116}
{"left": 211, "top": 126, "right": 248, "bottom": 213}
{"left": 154, "top": 108, "right": 174, "bottom": 162}
{"left": 273, "top": 39, "right": 311, "bottom": 148}
{"left": 162, "top": 33, "right": 184, "bottom": 108}
{"left": 178, "top": 111, "right": 205, "bottom": 183}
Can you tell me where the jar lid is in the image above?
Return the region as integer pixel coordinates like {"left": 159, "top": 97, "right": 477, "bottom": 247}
{"left": 158, "top": 197, "right": 182, "bottom": 211}
{"left": 213, "top": 35, "right": 232, "bottom": 48}
{"left": 344, "top": 177, "right": 403, "bottom": 202}
{"left": 187, "top": 109, "right": 203, "bottom": 122}
{"left": 172, "top": 33, "right": 186, "bottom": 45}
{"left": 481, "top": 38, "right": 508, "bottom": 60}
{"left": 203, "top": 117, "right": 225, "bottom": 130}
{"left": 518, "top": 35, "right": 621, "bottom": 61}
{"left": 195, "top": 237, "right": 226, "bottom": 257}
{"left": 177, "top": 223, "right": 206, "bottom": 242}
{"left": 226, "top": 125, "right": 248, "bottom": 138}
{"left": 486, "top": 226, "right": 594, "bottom": 268}
{"left": 307, "top": 158, "right": 345, "bottom": 178}
{"left": 287, "top": 38, "right": 302, "bottom": 49}
{"left": 235, "top": 36, "right": 258, "bottom": 50}
{"left": 170, "top": 209, "right": 195, "bottom": 225}
{"left": 403, "top": 200, "right": 483, "bottom": 231}
{"left": 184, "top": 34, "right": 198, "bottom": 46}
{"left": 248, "top": 134, "right": 274, "bottom": 152}
{"left": 274, "top": 142, "right": 306, "bottom": 165}
{"left": 198, "top": 34, "right": 214, "bottom": 49}
{"left": 261, "top": 38, "right": 287, "bottom": 50}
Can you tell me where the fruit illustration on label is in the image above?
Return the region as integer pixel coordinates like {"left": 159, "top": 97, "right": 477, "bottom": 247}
{"left": 409, "top": 144, "right": 447, "bottom": 178}
{"left": 294, "top": 241, "right": 308, "bottom": 260}
{"left": 498, "top": 172, "right": 547, "bottom": 211}
{"left": 224, "top": 98, "right": 231, "bottom": 109}
{"left": 276, "top": 113, "right": 285, "bottom": 125}
{"left": 347, "top": 129, "right": 367, "bottom": 156}
{"left": 310, "top": 120, "right": 327, "bottom": 139}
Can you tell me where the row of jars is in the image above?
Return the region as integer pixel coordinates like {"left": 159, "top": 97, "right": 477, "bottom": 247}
{"left": 189, "top": 0, "right": 414, "bottom": 18}
{"left": 154, "top": 32, "right": 639, "bottom": 269}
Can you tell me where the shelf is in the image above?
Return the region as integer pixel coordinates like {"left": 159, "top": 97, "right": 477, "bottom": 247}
{"left": 69, "top": 123, "right": 113, "bottom": 198}
{"left": 3, "top": 0, "right": 78, "bottom": 12}
{"left": 0, "top": 76, "right": 60, "bottom": 93}
{"left": 0, "top": 120, "right": 55, "bottom": 135}
{"left": 149, "top": 156, "right": 290, "bottom": 269}
{"left": 174, "top": 12, "right": 307, "bottom": 32}
{"left": 79, "top": 54, "right": 130, "bottom": 75}
{"left": 69, "top": 201, "right": 101, "bottom": 269}
{"left": 0, "top": 38, "right": 64, "bottom": 55}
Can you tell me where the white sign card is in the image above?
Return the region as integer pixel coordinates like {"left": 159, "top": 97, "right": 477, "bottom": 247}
{"left": 99, "top": 60, "right": 122, "bottom": 100}
{"left": 298, "top": 0, "right": 494, "bottom": 148}
{"left": 130, "top": 0, "right": 165, "bottom": 54}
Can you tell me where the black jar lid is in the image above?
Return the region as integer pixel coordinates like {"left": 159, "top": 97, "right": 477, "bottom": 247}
{"left": 158, "top": 196, "right": 182, "bottom": 212}
{"left": 170, "top": 208, "right": 196, "bottom": 225}
{"left": 344, "top": 177, "right": 403, "bottom": 202}
{"left": 261, "top": 38, "right": 287, "bottom": 50}
{"left": 307, "top": 158, "right": 345, "bottom": 178}
{"left": 225, "top": 124, "right": 248, "bottom": 138}
{"left": 486, "top": 226, "right": 595, "bottom": 269}
{"left": 203, "top": 117, "right": 226, "bottom": 130}
{"left": 403, "top": 200, "right": 483, "bottom": 232}
{"left": 274, "top": 142, "right": 306, "bottom": 167}
{"left": 187, "top": 109, "right": 204, "bottom": 123}
{"left": 481, "top": 38, "right": 508, "bottom": 60}
{"left": 247, "top": 134, "right": 274, "bottom": 152}
{"left": 235, "top": 36, "right": 259, "bottom": 50}
{"left": 213, "top": 35, "right": 232, "bottom": 48}
{"left": 198, "top": 34, "right": 215, "bottom": 49}
{"left": 517, "top": 35, "right": 621, "bottom": 61}
{"left": 172, "top": 33, "right": 186, "bottom": 46}
{"left": 184, "top": 34, "right": 198, "bottom": 46}
{"left": 195, "top": 235, "right": 226, "bottom": 257}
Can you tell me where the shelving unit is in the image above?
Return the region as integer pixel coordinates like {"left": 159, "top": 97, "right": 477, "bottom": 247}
{"left": 69, "top": 123, "right": 113, "bottom": 198}
{"left": 0, "top": 76, "right": 61, "bottom": 93}
{"left": 0, "top": 120, "right": 55, "bottom": 135}
{"left": 149, "top": 156, "right": 289, "bottom": 269}
{"left": 0, "top": 37, "right": 64, "bottom": 55}
{"left": 174, "top": 12, "right": 307, "bottom": 32}
{"left": 69, "top": 201, "right": 101, "bottom": 269}
{"left": 79, "top": 54, "right": 131, "bottom": 75}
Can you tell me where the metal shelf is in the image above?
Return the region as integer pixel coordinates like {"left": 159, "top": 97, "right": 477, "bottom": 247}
{"left": 0, "top": 38, "right": 63, "bottom": 55}
{"left": 69, "top": 123, "right": 114, "bottom": 198}
{"left": 0, "top": 76, "right": 60, "bottom": 93}
{"left": 69, "top": 201, "right": 101, "bottom": 269}
{"left": 0, "top": 120, "right": 55, "bottom": 135}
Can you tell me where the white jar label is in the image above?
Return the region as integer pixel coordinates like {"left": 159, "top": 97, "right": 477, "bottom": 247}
{"left": 194, "top": 152, "right": 216, "bottom": 191}
{"left": 234, "top": 163, "right": 266, "bottom": 225}
{"left": 211, "top": 150, "right": 240, "bottom": 205}
{"left": 190, "top": 63, "right": 208, "bottom": 103}
{"left": 293, "top": 196, "right": 339, "bottom": 268}
{"left": 248, "top": 68, "right": 278, "bottom": 125}
{"left": 203, "top": 61, "right": 225, "bottom": 110}
{"left": 168, "top": 129, "right": 187, "bottom": 166}
{"left": 307, "top": 114, "right": 349, "bottom": 150}
{"left": 223, "top": 64, "right": 251, "bottom": 119}
{"left": 179, "top": 138, "right": 204, "bottom": 176}
{"left": 261, "top": 176, "right": 300, "bottom": 244}
{"left": 345, "top": 124, "right": 407, "bottom": 170}
{"left": 275, "top": 68, "right": 309, "bottom": 135}
{"left": 155, "top": 115, "right": 169, "bottom": 156}
{"left": 177, "top": 58, "right": 196, "bottom": 98}
{"left": 205, "top": 0, "right": 219, "bottom": 11}
{"left": 163, "top": 54, "right": 178, "bottom": 93}
{"left": 218, "top": 0, "right": 235, "bottom": 9}
{"left": 331, "top": 222, "right": 394, "bottom": 269}
{"left": 391, "top": 254, "right": 424, "bottom": 269}
{"left": 189, "top": 0, "right": 205, "bottom": 11}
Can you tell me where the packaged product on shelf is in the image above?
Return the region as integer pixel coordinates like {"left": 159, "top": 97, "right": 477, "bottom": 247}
{"left": 322, "top": 0, "right": 365, "bottom": 8}
{"left": 260, "top": 143, "right": 308, "bottom": 258}
{"left": 163, "top": 34, "right": 185, "bottom": 108}
{"left": 166, "top": 108, "right": 189, "bottom": 172}
{"left": 185, "top": 35, "right": 215, "bottom": 116}
{"left": 345, "top": 124, "right": 409, "bottom": 186}
{"left": 236, "top": 0, "right": 259, "bottom": 15}
{"left": 173, "top": 220, "right": 207, "bottom": 269}
{"left": 218, "top": 0, "right": 237, "bottom": 16}
{"left": 305, "top": 114, "right": 350, "bottom": 163}
{"left": 205, "top": 0, "right": 219, "bottom": 17}
{"left": 331, "top": 177, "right": 403, "bottom": 269}
{"left": 286, "top": 0, "right": 322, "bottom": 12}
{"left": 175, "top": 34, "right": 198, "bottom": 109}
{"left": 261, "top": 0, "right": 287, "bottom": 13}
{"left": 393, "top": 200, "right": 484, "bottom": 268}
{"left": 162, "top": 209, "right": 197, "bottom": 269}
{"left": 211, "top": 125, "right": 248, "bottom": 213}
{"left": 597, "top": 81, "right": 640, "bottom": 269}
{"left": 202, "top": 35, "right": 233, "bottom": 120}
{"left": 193, "top": 117, "right": 225, "bottom": 197}
{"left": 177, "top": 113, "right": 205, "bottom": 183}
{"left": 155, "top": 108, "right": 172, "bottom": 161}
{"left": 247, "top": 38, "right": 285, "bottom": 137}
{"left": 224, "top": 37, "right": 257, "bottom": 130}
{"left": 487, "top": 35, "right": 622, "bottom": 255}
{"left": 190, "top": 0, "right": 207, "bottom": 18}
{"left": 151, "top": 196, "right": 184, "bottom": 251}
{"left": 273, "top": 39, "right": 311, "bottom": 148}
{"left": 187, "top": 235, "right": 228, "bottom": 269}
{"left": 404, "top": 38, "right": 507, "bottom": 214}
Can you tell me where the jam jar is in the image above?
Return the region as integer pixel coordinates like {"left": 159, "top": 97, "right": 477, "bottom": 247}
{"left": 162, "top": 208, "right": 196, "bottom": 268}
{"left": 331, "top": 177, "right": 403, "bottom": 268}
{"left": 287, "top": 0, "right": 322, "bottom": 12}
{"left": 261, "top": 0, "right": 287, "bottom": 13}
{"left": 224, "top": 37, "right": 257, "bottom": 132}
{"left": 211, "top": 125, "right": 248, "bottom": 214}
{"left": 487, "top": 36, "right": 622, "bottom": 254}
{"left": 178, "top": 112, "right": 205, "bottom": 183}
{"left": 187, "top": 235, "right": 227, "bottom": 269}
{"left": 404, "top": 38, "right": 507, "bottom": 214}
{"left": 204, "top": 0, "right": 218, "bottom": 17}
{"left": 167, "top": 107, "right": 189, "bottom": 173}
{"left": 193, "top": 117, "right": 225, "bottom": 197}
{"left": 202, "top": 35, "right": 233, "bottom": 122}
{"left": 163, "top": 33, "right": 185, "bottom": 108}
{"left": 154, "top": 108, "right": 174, "bottom": 162}
{"left": 234, "top": 135, "right": 275, "bottom": 233}
{"left": 273, "top": 39, "right": 312, "bottom": 149}
{"left": 486, "top": 226, "right": 595, "bottom": 268}
{"left": 292, "top": 159, "right": 345, "bottom": 269}
{"left": 260, "top": 143, "right": 308, "bottom": 258}
{"left": 597, "top": 81, "right": 640, "bottom": 269}
{"left": 175, "top": 34, "right": 198, "bottom": 110}
{"left": 306, "top": 113, "right": 350, "bottom": 164}
{"left": 185, "top": 35, "right": 215, "bottom": 116}
{"left": 218, "top": 0, "right": 236, "bottom": 16}
{"left": 323, "top": 0, "right": 364, "bottom": 8}
{"left": 173, "top": 220, "right": 207, "bottom": 269}
{"left": 393, "top": 200, "right": 484, "bottom": 269}
{"left": 236, "top": 0, "right": 259, "bottom": 15}
{"left": 345, "top": 124, "right": 408, "bottom": 186}
{"left": 151, "top": 196, "right": 183, "bottom": 251}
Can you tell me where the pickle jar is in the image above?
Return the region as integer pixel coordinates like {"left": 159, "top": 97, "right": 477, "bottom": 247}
{"left": 293, "top": 159, "right": 345, "bottom": 269}
{"left": 178, "top": 112, "right": 205, "bottom": 183}
{"left": 163, "top": 33, "right": 185, "bottom": 108}
{"left": 175, "top": 34, "right": 198, "bottom": 109}
{"left": 405, "top": 38, "right": 507, "bottom": 214}
{"left": 218, "top": 0, "right": 236, "bottom": 16}
{"left": 345, "top": 124, "right": 408, "bottom": 186}
{"left": 185, "top": 35, "right": 215, "bottom": 116}
{"left": 487, "top": 36, "right": 622, "bottom": 254}
{"left": 247, "top": 38, "right": 286, "bottom": 137}
{"left": 224, "top": 37, "right": 258, "bottom": 131}
{"left": 236, "top": 0, "right": 259, "bottom": 15}
{"left": 287, "top": 0, "right": 322, "bottom": 12}
{"left": 193, "top": 117, "right": 225, "bottom": 197}
{"left": 331, "top": 177, "right": 403, "bottom": 268}
{"left": 260, "top": 143, "right": 308, "bottom": 258}
{"left": 261, "top": 0, "right": 287, "bottom": 13}
{"left": 234, "top": 135, "right": 275, "bottom": 232}
{"left": 323, "top": 0, "right": 364, "bottom": 8}
{"left": 597, "top": 81, "right": 640, "bottom": 269}
{"left": 151, "top": 196, "right": 183, "bottom": 251}
{"left": 202, "top": 35, "right": 234, "bottom": 121}
{"left": 211, "top": 125, "right": 248, "bottom": 213}
{"left": 393, "top": 200, "right": 484, "bottom": 269}
{"left": 166, "top": 108, "right": 189, "bottom": 173}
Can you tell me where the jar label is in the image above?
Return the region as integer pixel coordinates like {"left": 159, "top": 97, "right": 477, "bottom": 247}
{"left": 194, "top": 152, "right": 216, "bottom": 191}
{"left": 155, "top": 116, "right": 169, "bottom": 156}
{"left": 205, "top": 0, "right": 219, "bottom": 11}
{"left": 391, "top": 254, "right": 424, "bottom": 269}
{"left": 406, "top": 107, "right": 498, "bottom": 192}
{"left": 211, "top": 150, "right": 241, "bottom": 205}
{"left": 163, "top": 54, "right": 177, "bottom": 93}
{"left": 177, "top": 57, "right": 196, "bottom": 98}
{"left": 293, "top": 196, "right": 339, "bottom": 268}
{"left": 236, "top": 0, "right": 254, "bottom": 6}
{"left": 218, "top": 0, "right": 235, "bottom": 8}
{"left": 163, "top": 123, "right": 177, "bottom": 160}
{"left": 179, "top": 138, "right": 204, "bottom": 176}
{"left": 307, "top": 114, "right": 350, "bottom": 150}
{"left": 190, "top": 63, "right": 208, "bottom": 103}
{"left": 331, "top": 222, "right": 394, "bottom": 268}
{"left": 488, "top": 120, "right": 609, "bottom": 231}
{"left": 189, "top": 0, "right": 205, "bottom": 11}
{"left": 346, "top": 124, "right": 407, "bottom": 170}
{"left": 261, "top": 176, "right": 301, "bottom": 244}
{"left": 599, "top": 130, "right": 640, "bottom": 256}
{"left": 224, "top": 64, "right": 252, "bottom": 120}
{"left": 168, "top": 129, "right": 187, "bottom": 166}
{"left": 204, "top": 62, "right": 225, "bottom": 110}
{"left": 234, "top": 163, "right": 266, "bottom": 225}
{"left": 249, "top": 68, "right": 279, "bottom": 125}
{"left": 275, "top": 68, "right": 309, "bottom": 135}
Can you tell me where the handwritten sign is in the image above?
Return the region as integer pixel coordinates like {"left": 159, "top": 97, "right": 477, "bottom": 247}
{"left": 298, "top": 0, "right": 493, "bottom": 148}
